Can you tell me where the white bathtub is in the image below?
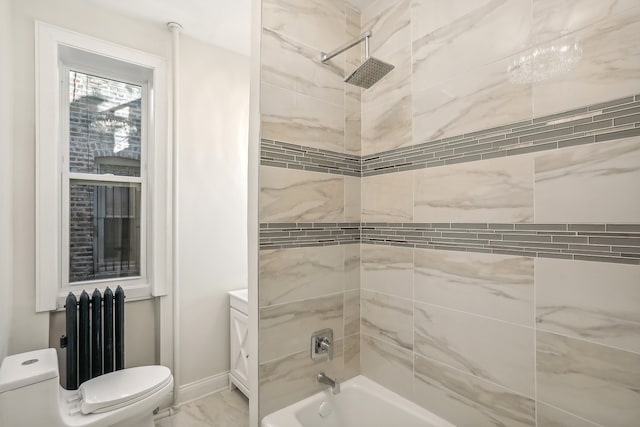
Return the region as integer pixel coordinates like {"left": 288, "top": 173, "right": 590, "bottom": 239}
{"left": 261, "top": 375, "right": 454, "bottom": 427}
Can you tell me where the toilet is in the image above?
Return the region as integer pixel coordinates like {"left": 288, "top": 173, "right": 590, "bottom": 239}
{"left": 0, "top": 348, "right": 173, "bottom": 427}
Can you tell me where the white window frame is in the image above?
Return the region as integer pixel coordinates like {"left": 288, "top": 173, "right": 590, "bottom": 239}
{"left": 35, "top": 22, "right": 171, "bottom": 311}
{"left": 61, "top": 66, "right": 148, "bottom": 289}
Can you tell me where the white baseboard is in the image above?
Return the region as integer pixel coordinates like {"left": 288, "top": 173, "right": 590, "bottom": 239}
{"left": 175, "top": 371, "right": 230, "bottom": 406}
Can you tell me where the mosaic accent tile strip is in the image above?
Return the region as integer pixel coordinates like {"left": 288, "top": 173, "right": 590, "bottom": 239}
{"left": 260, "top": 95, "right": 640, "bottom": 177}
{"left": 259, "top": 222, "right": 360, "bottom": 249}
{"left": 261, "top": 139, "right": 361, "bottom": 177}
{"left": 361, "top": 223, "right": 640, "bottom": 265}
{"left": 259, "top": 222, "right": 640, "bottom": 265}
{"left": 361, "top": 95, "right": 640, "bottom": 176}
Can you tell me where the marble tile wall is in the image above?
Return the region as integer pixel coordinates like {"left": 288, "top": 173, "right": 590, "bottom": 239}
{"left": 257, "top": 242, "right": 362, "bottom": 418}
{"left": 532, "top": 6, "right": 640, "bottom": 116}
{"left": 535, "top": 136, "right": 640, "bottom": 223}
{"left": 361, "top": 171, "right": 413, "bottom": 222}
{"left": 261, "top": 0, "right": 349, "bottom": 153}
{"left": 413, "top": 155, "right": 534, "bottom": 223}
{"left": 537, "top": 330, "right": 640, "bottom": 426}
{"left": 355, "top": 1, "right": 640, "bottom": 426}
{"left": 258, "top": 0, "right": 640, "bottom": 424}
{"left": 361, "top": 0, "right": 413, "bottom": 155}
{"left": 413, "top": 353, "right": 536, "bottom": 427}
{"left": 258, "top": 0, "right": 363, "bottom": 419}
{"left": 360, "top": 243, "right": 640, "bottom": 427}
{"left": 414, "top": 250, "right": 534, "bottom": 327}
{"left": 360, "top": 244, "right": 540, "bottom": 426}
{"left": 535, "top": 259, "right": 640, "bottom": 355}
{"left": 409, "top": 2, "right": 640, "bottom": 144}
{"left": 345, "top": 6, "right": 362, "bottom": 156}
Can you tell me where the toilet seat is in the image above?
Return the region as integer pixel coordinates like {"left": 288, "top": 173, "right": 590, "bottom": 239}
{"left": 79, "top": 366, "right": 172, "bottom": 415}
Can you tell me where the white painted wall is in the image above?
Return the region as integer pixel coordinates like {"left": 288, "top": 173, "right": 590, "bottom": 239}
{"left": 9, "top": 0, "right": 250, "bottom": 395}
{"left": 9, "top": 0, "right": 172, "bottom": 356}
{"left": 0, "top": 0, "right": 14, "bottom": 361}
{"left": 177, "top": 34, "right": 249, "bottom": 386}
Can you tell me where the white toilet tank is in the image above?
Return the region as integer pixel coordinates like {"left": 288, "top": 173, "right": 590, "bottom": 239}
{"left": 0, "top": 348, "right": 63, "bottom": 427}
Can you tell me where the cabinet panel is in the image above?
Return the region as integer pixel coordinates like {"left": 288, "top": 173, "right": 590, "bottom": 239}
{"left": 230, "top": 307, "right": 249, "bottom": 396}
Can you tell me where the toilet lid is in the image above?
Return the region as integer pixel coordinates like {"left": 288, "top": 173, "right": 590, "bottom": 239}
{"left": 79, "top": 366, "right": 171, "bottom": 414}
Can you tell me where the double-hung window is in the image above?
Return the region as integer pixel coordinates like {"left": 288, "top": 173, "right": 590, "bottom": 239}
{"left": 36, "top": 22, "right": 170, "bottom": 311}
{"left": 63, "top": 70, "right": 146, "bottom": 285}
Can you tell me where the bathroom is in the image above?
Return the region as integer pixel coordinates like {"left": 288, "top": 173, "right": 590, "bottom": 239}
{"left": 1, "top": 0, "right": 639, "bottom": 426}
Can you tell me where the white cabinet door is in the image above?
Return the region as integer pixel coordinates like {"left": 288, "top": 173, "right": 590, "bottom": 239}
{"left": 230, "top": 307, "right": 249, "bottom": 391}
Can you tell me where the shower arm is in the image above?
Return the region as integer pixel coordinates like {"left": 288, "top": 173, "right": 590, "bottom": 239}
{"left": 320, "top": 30, "right": 372, "bottom": 63}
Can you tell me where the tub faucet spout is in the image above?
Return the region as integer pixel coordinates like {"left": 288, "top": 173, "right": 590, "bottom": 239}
{"left": 317, "top": 372, "right": 340, "bottom": 394}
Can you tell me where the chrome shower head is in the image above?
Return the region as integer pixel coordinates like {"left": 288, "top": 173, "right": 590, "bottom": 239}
{"left": 321, "top": 31, "right": 394, "bottom": 90}
{"left": 344, "top": 57, "right": 394, "bottom": 89}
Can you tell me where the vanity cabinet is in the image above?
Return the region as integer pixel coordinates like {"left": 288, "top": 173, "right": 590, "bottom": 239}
{"left": 228, "top": 289, "right": 249, "bottom": 398}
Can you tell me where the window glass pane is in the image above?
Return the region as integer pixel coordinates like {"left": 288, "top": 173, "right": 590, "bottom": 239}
{"left": 69, "top": 181, "right": 141, "bottom": 283}
{"left": 69, "top": 71, "right": 142, "bottom": 177}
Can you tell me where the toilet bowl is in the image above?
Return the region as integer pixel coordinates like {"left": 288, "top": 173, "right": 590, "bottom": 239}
{"left": 0, "top": 348, "right": 173, "bottom": 427}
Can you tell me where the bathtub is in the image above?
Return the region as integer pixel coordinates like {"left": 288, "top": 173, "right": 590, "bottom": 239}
{"left": 261, "top": 375, "right": 454, "bottom": 427}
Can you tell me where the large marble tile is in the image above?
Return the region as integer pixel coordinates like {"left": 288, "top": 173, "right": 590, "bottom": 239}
{"left": 261, "top": 83, "right": 344, "bottom": 152}
{"left": 345, "top": 6, "right": 362, "bottom": 68}
{"left": 262, "top": 0, "right": 345, "bottom": 51}
{"left": 535, "top": 137, "right": 640, "bottom": 223}
{"left": 537, "top": 330, "right": 640, "bottom": 427}
{"left": 362, "top": 0, "right": 410, "bottom": 59}
{"left": 262, "top": 28, "right": 344, "bottom": 106}
{"left": 414, "top": 249, "right": 534, "bottom": 326}
{"left": 361, "top": 0, "right": 413, "bottom": 155}
{"left": 361, "top": 289, "right": 413, "bottom": 350}
{"left": 155, "top": 418, "right": 172, "bottom": 427}
{"left": 259, "top": 165, "right": 344, "bottom": 222}
{"left": 361, "top": 244, "right": 413, "bottom": 299}
{"left": 344, "top": 176, "right": 361, "bottom": 222}
{"left": 345, "top": 76, "right": 361, "bottom": 155}
{"left": 344, "top": 244, "right": 361, "bottom": 291}
{"left": 536, "top": 258, "right": 640, "bottom": 354}
{"left": 259, "top": 246, "right": 345, "bottom": 307}
{"left": 344, "top": 289, "right": 360, "bottom": 336}
{"left": 362, "top": 171, "right": 413, "bottom": 222}
{"left": 412, "top": 55, "right": 533, "bottom": 144}
{"left": 344, "top": 112, "right": 362, "bottom": 156}
{"left": 361, "top": 83, "right": 412, "bottom": 156}
{"left": 414, "top": 302, "right": 535, "bottom": 397}
{"left": 532, "top": 8, "right": 640, "bottom": 116}
{"left": 414, "top": 155, "right": 534, "bottom": 223}
{"left": 413, "top": 354, "right": 535, "bottom": 427}
{"left": 360, "top": 334, "right": 413, "bottom": 400}
{"left": 344, "top": 333, "right": 360, "bottom": 380}
{"left": 163, "top": 389, "right": 249, "bottom": 427}
{"left": 412, "top": 0, "right": 531, "bottom": 89}
{"left": 259, "top": 293, "right": 343, "bottom": 362}
{"left": 536, "top": 402, "right": 601, "bottom": 427}
{"left": 259, "top": 339, "right": 344, "bottom": 418}
{"left": 344, "top": 7, "right": 362, "bottom": 155}
{"left": 532, "top": 0, "right": 638, "bottom": 44}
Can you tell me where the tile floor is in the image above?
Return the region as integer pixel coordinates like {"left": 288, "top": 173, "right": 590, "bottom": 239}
{"left": 155, "top": 388, "right": 249, "bottom": 427}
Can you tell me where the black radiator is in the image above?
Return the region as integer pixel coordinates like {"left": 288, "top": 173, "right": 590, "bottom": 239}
{"left": 61, "top": 286, "right": 125, "bottom": 390}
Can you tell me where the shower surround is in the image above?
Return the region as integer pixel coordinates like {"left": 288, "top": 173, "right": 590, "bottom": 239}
{"left": 258, "top": 0, "right": 363, "bottom": 419}
{"left": 258, "top": 0, "right": 640, "bottom": 426}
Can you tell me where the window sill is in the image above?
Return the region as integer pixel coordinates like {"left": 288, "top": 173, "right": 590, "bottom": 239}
{"left": 54, "top": 283, "right": 154, "bottom": 311}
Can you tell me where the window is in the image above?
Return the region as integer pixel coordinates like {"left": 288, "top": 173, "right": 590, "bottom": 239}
{"left": 36, "top": 22, "right": 170, "bottom": 311}
{"left": 64, "top": 71, "right": 144, "bottom": 284}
